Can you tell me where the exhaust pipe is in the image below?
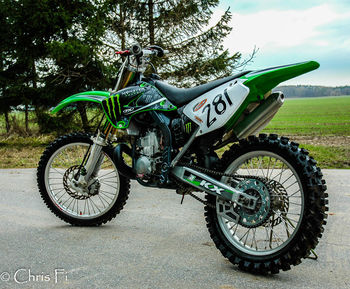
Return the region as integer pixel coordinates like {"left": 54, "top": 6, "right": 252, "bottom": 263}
{"left": 233, "top": 91, "right": 285, "bottom": 139}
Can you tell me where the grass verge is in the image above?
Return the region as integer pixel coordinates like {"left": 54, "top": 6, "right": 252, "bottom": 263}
{"left": 1, "top": 137, "right": 348, "bottom": 169}
{"left": 0, "top": 135, "right": 54, "bottom": 169}
{"left": 0, "top": 96, "right": 349, "bottom": 169}
{"left": 297, "top": 144, "right": 350, "bottom": 169}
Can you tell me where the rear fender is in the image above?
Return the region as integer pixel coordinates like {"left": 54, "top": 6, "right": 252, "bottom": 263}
{"left": 51, "top": 91, "right": 110, "bottom": 114}
{"left": 240, "top": 61, "right": 320, "bottom": 97}
{"left": 224, "top": 61, "right": 320, "bottom": 130}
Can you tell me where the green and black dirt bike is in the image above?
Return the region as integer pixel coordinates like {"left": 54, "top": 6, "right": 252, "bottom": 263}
{"left": 37, "top": 44, "right": 328, "bottom": 274}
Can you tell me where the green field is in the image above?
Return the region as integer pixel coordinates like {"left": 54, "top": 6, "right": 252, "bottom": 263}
{"left": 261, "top": 96, "right": 350, "bottom": 169}
{"left": 0, "top": 96, "right": 349, "bottom": 169}
{"left": 263, "top": 95, "right": 350, "bottom": 136}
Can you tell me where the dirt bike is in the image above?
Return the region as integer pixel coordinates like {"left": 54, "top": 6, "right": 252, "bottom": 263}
{"left": 37, "top": 44, "right": 328, "bottom": 274}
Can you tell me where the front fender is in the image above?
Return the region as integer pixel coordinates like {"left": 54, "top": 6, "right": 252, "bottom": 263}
{"left": 51, "top": 91, "right": 110, "bottom": 114}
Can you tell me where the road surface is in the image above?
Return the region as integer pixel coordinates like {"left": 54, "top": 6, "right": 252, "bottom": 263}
{"left": 0, "top": 169, "right": 349, "bottom": 289}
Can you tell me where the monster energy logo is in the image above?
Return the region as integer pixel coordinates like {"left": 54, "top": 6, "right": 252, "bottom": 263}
{"left": 185, "top": 122, "right": 192, "bottom": 133}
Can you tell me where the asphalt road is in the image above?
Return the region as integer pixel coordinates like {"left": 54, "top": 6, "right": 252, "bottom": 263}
{"left": 0, "top": 169, "right": 349, "bottom": 289}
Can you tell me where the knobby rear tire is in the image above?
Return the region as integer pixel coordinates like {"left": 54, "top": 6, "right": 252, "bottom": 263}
{"left": 204, "top": 134, "right": 328, "bottom": 274}
{"left": 37, "top": 132, "right": 130, "bottom": 226}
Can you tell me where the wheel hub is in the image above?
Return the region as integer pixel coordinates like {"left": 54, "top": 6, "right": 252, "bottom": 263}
{"left": 63, "top": 165, "right": 100, "bottom": 200}
{"left": 235, "top": 178, "right": 272, "bottom": 228}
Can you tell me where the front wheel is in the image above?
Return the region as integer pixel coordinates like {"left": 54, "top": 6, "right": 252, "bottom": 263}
{"left": 205, "top": 134, "right": 328, "bottom": 274}
{"left": 37, "top": 133, "right": 130, "bottom": 226}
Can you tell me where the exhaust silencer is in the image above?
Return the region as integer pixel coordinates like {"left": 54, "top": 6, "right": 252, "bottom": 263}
{"left": 233, "top": 91, "right": 285, "bottom": 139}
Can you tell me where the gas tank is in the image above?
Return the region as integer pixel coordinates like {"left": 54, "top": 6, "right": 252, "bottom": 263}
{"left": 102, "top": 82, "right": 176, "bottom": 129}
{"left": 183, "top": 79, "right": 250, "bottom": 136}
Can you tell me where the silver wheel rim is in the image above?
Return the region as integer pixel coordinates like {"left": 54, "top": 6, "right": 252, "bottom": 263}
{"left": 44, "top": 142, "right": 120, "bottom": 219}
{"left": 217, "top": 151, "right": 304, "bottom": 256}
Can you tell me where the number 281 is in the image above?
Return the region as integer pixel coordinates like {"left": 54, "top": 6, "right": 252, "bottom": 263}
{"left": 202, "top": 89, "right": 233, "bottom": 128}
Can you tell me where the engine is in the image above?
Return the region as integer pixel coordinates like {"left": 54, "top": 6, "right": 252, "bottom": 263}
{"left": 135, "top": 129, "right": 162, "bottom": 178}
{"left": 134, "top": 114, "right": 197, "bottom": 180}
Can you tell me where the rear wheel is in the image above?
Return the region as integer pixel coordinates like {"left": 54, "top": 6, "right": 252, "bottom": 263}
{"left": 37, "top": 133, "right": 130, "bottom": 226}
{"left": 205, "top": 134, "right": 328, "bottom": 274}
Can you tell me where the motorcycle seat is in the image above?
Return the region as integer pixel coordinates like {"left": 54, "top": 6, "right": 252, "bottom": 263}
{"left": 154, "top": 71, "right": 250, "bottom": 107}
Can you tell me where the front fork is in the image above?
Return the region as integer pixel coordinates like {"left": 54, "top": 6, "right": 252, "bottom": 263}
{"left": 82, "top": 134, "right": 105, "bottom": 181}
{"left": 76, "top": 124, "right": 115, "bottom": 190}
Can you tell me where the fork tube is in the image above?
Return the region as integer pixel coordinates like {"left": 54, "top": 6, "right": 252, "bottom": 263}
{"left": 83, "top": 123, "right": 116, "bottom": 183}
{"left": 83, "top": 130, "right": 107, "bottom": 182}
{"left": 104, "top": 123, "right": 113, "bottom": 139}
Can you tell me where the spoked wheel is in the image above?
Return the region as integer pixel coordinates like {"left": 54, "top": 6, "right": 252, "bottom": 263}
{"left": 205, "top": 134, "right": 328, "bottom": 274}
{"left": 218, "top": 151, "right": 303, "bottom": 254}
{"left": 37, "top": 133, "right": 130, "bottom": 226}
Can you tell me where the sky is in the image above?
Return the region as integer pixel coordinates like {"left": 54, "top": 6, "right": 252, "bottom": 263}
{"left": 215, "top": 0, "right": 350, "bottom": 86}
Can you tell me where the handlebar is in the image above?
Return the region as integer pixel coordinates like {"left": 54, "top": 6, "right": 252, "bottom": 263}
{"left": 115, "top": 44, "right": 166, "bottom": 58}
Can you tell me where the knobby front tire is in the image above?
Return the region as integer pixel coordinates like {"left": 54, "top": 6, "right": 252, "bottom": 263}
{"left": 37, "top": 133, "right": 130, "bottom": 226}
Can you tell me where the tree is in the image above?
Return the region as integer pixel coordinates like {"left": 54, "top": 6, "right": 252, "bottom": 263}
{"left": 39, "top": 0, "right": 114, "bottom": 132}
{"left": 1, "top": 0, "right": 113, "bottom": 133}
{"left": 1, "top": 0, "right": 67, "bottom": 134}
{"left": 0, "top": 1, "right": 14, "bottom": 133}
{"left": 1, "top": 0, "right": 248, "bottom": 135}
{"left": 105, "top": 0, "right": 242, "bottom": 86}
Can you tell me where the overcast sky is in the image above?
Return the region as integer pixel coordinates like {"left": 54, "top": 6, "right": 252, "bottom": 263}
{"left": 216, "top": 0, "right": 350, "bottom": 86}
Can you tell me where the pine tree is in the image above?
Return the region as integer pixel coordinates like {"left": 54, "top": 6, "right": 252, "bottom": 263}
{"left": 42, "top": 0, "right": 112, "bottom": 131}
{"left": 0, "top": 0, "right": 38, "bottom": 134}
{"left": 1, "top": 0, "right": 113, "bottom": 133}
{"left": 1, "top": 0, "right": 246, "bottom": 134}
{"left": 105, "top": 0, "right": 242, "bottom": 87}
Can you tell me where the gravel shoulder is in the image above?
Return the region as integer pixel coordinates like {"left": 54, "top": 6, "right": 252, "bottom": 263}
{"left": 288, "top": 135, "right": 350, "bottom": 147}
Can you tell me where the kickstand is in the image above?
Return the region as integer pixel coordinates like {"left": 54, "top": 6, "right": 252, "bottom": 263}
{"left": 307, "top": 249, "right": 318, "bottom": 260}
{"left": 180, "top": 193, "right": 185, "bottom": 205}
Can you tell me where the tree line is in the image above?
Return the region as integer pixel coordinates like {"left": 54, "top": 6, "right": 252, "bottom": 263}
{"left": 1, "top": 0, "right": 241, "bottom": 135}
{"left": 276, "top": 85, "right": 350, "bottom": 98}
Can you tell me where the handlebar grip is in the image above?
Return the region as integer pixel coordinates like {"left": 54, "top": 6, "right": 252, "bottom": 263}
{"left": 148, "top": 45, "right": 165, "bottom": 57}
